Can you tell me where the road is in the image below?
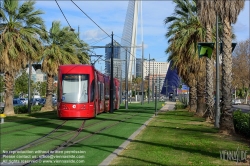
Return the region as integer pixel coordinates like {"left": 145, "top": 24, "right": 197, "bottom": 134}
{"left": 232, "top": 104, "right": 250, "bottom": 113}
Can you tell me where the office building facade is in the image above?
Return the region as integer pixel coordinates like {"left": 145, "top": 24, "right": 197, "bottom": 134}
{"left": 105, "top": 42, "right": 121, "bottom": 77}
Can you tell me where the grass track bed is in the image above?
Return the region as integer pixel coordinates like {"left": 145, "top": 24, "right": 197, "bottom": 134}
{"left": 0, "top": 120, "right": 64, "bottom": 135}
{"left": 110, "top": 110, "right": 250, "bottom": 166}
{"left": 1, "top": 102, "right": 163, "bottom": 165}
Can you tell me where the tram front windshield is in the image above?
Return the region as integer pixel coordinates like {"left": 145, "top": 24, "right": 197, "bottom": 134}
{"left": 62, "top": 74, "right": 89, "bottom": 103}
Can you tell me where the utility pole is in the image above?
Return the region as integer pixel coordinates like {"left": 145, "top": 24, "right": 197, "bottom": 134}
{"left": 28, "top": 60, "right": 32, "bottom": 114}
{"left": 154, "top": 83, "right": 157, "bottom": 116}
{"left": 141, "top": 42, "right": 144, "bottom": 105}
{"left": 148, "top": 54, "right": 150, "bottom": 104}
{"left": 152, "top": 59, "right": 155, "bottom": 100}
{"left": 125, "top": 49, "right": 128, "bottom": 109}
{"left": 215, "top": 15, "right": 220, "bottom": 128}
{"left": 166, "top": 79, "right": 168, "bottom": 100}
{"left": 158, "top": 76, "right": 160, "bottom": 100}
{"left": 110, "top": 32, "right": 114, "bottom": 113}
{"left": 116, "top": 66, "right": 118, "bottom": 78}
{"left": 78, "top": 25, "right": 80, "bottom": 39}
{"left": 119, "top": 67, "right": 122, "bottom": 105}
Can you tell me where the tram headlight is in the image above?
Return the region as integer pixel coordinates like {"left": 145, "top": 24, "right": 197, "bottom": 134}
{"left": 61, "top": 104, "right": 69, "bottom": 110}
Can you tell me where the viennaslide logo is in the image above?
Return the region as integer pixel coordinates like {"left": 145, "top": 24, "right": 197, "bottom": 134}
{"left": 220, "top": 150, "right": 247, "bottom": 162}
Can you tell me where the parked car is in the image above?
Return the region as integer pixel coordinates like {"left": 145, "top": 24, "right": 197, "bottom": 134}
{"left": 13, "top": 98, "right": 24, "bottom": 107}
{"left": 30, "top": 98, "right": 40, "bottom": 105}
{"left": 38, "top": 98, "right": 57, "bottom": 106}
{"left": 38, "top": 98, "right": 46, "bottom": 106}
{"left": 0, "top": 102, "right": 4, "bottom": 113}
{"left": 232, "top": 99, "right": 241, "bottom": 105}
{"left": 20, "top": 98, "right": 28, "bottom": 105}
{"left": 53, "top": 98, "right": 57, "bottom": 105}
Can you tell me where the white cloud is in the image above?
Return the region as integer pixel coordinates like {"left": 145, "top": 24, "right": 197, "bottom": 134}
{"left": 232, "top": 1, "right": 250, "bottom": 42}
{"left": 33, "top": 0, "right": 249, "bottom": 64}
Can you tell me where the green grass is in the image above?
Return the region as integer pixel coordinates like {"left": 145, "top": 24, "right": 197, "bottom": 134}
{"left": 4, "top": 102, "right": 247, "bottom": 165}
{"left": 110, "top": 110, "right": 250, "bottom": 166}
{"left": 1, "top": 102, "right": 163, "bottom": 165}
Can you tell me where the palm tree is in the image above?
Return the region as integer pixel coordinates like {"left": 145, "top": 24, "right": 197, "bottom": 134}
{"left": 41, "top": 21, "right": 89, "bottom": 111}
{"left": 165, "top": 0, "right": 205, "bottom": 114}
{"left": 0, "top": 0, "right": 46, "bottom": 115}
{"left": 215, "top": 0, "right": 245, "bottom": 133}
{"left": 196, "top": 0, "right": 216, "bottom": 121}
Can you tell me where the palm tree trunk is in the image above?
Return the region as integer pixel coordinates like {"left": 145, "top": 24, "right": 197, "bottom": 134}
{"left": 204, "top": 26, "right": 214, "bottom": 121}
{"left": 196, "top": 71, "right": 206, "bottom": 116}
{"left": 3, "top": 72, "right": 15, "bottom": 115}
{"left": 220, "top": 17, "right": 234, "bottom": 134}
{"left": 189, "top": 85, "right": 197, "bottom": 112}
{"left": 41, "top": 74, "right": 54, "bottom": 111}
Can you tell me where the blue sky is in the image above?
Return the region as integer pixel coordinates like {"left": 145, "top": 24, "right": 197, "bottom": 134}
{"left": 35, "top": 1, "right": 250, "bottom": 71}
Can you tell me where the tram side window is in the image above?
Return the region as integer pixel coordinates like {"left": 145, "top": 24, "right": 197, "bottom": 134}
{"left": 57, "top": 74, "right": 60, "bottom": 101}
{"left": 90, "top": 80, "right": 95, "bottom": 102}
{"left": 102, "top": 83, "right": 104, "bottom": 100}
{"left": 98, "top": 82, "right": 104, "bottom": 101}
{"left": 98, "top": 82, "right": 101, "bottom": 101}
{"left": 113, "top": 81, "right": 116, "bottom": 100}
{"left": 105, "top": 82, "right": 109, "bottom": 100}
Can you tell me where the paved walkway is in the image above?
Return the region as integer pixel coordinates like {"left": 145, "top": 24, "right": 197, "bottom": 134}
{"left": 159, "top": 101, "right": 176, "bottom": 112}
{"left": 99, "top": 101, "right": 176, "bottom": 166}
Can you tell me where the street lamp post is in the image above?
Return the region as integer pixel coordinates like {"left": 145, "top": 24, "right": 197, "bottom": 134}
{"left": 147, "top": 55, "right": 154, "bottom": 104}
{"left": 165, "top": 79, "right": 168, "bottom": 100}
{"left": 110, "top": 32, "right": 114, "bottom": 113}
{"left": 28, "top": 60, "right": 32, "bottom": 114}
{"left": 215, "top": 15, "right": 220, "bottom": 128}
{"left": 148, "top": 54, "right": 150, "bottom": 104}
{"left": 141, "top": 42, "right": 144, "bottom": 105}
{"left": 125, "top": 49, "right": 128, "bottom": 109}
{"left": 154, "top": 83, "right": 157, "bottom": 116}
{"left": 152, "top": 59, "right": 155, "bottom": 100}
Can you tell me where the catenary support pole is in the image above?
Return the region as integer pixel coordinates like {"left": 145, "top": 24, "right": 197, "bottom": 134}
{"left": 110, "top": 32, "right": 114, "bottom": 113}
{"left": 28, "top": 60, "right": 32, "bottom": 114}
{"left": 215, "top": 14, "right": 220, "bottom": 128}
{"left": 141, "top": 42, "right": 144, "bottom": 105}
{"left": 148, "top": 54, "right": 150, "bottom": 104}
{"left": 125, "top": 49, "right": 128, "bottom": 109}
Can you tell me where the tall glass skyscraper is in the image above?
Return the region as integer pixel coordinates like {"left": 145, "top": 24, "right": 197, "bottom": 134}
{"left": 136, "top": 58, "right": 142, "bottom": 78}
{"left": 105, "top": 42, "right": 121, "bottom": 77}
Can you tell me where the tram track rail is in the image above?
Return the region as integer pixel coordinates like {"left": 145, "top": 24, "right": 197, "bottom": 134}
{"left": 22, "top": 120, "right": 86, "bottom": 166}
{"left": 7, "top": 119, "right": 109, "bottom": 152}
{"left": 0, "top": 120, "right": 67, "bottom": 135}
{"left": 0, "top": 113, "right": 126, "bottom": 158}
{"left": 0, "top": 120, "right": 68, "bottom": 158}
{"left": 0, "top": 118, "right": 58, "bottom": 129}
{"left": 22, "top": 113, "right": 138, "bottom": 166}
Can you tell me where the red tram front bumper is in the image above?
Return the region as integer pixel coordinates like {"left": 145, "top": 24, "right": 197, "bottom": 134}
{"left": 57, "top": 102, "right": 95, "bottom": 118}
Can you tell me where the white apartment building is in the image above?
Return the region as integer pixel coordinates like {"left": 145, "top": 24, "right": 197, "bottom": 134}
{"left": 143, "top": 60, "right": 170, "bottom": 96}
{"left": 143, "top": 60, "right": 169, "bottom": 79}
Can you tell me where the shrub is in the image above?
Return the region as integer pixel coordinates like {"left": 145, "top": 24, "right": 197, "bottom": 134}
{"left": 14, "top": 105, "right": 42, "bottom": 114}
{"left": 31, "top": 105, "right": 42, "bottom": 112}
{"left": 233, "top": 110, "right": 250, "bottom": 138}
{"left": 14, "top": 105, "right": 28, "bottom": 114}
{"left": 175, "top": 102, "right": 187, "bottom": 109}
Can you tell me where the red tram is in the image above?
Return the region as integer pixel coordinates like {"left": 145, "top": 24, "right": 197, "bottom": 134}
{"left": 57, "top": 65, "right": 120, "bottom": 118}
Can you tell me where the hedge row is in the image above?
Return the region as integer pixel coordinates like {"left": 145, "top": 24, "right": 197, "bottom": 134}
{"left": 14, "top": 105, "right": 42, "bottom": 114}
{"left": 233, "top": 110, "right": 250, "bottom": 138}
{"left": 175, "top": 102, "right": 187, "bottom": 109}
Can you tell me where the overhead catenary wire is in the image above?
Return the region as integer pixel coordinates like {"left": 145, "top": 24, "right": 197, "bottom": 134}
{"left": 64, "top": 0, "right": 150, "bottom": 80}
{"left": 71, "top": 0, "right": 111, "bottom": 38}
{"left": 54, "top": 0, "right": 90, "bottom": 52}
{"left": 69, "top": 1, "right": 142, "bottom": 59}
{"left": 55, "top": 0, "right": 73, "bottom": 30}
{"left": 89, "top": 36, "right": 110, "bottom": 46}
